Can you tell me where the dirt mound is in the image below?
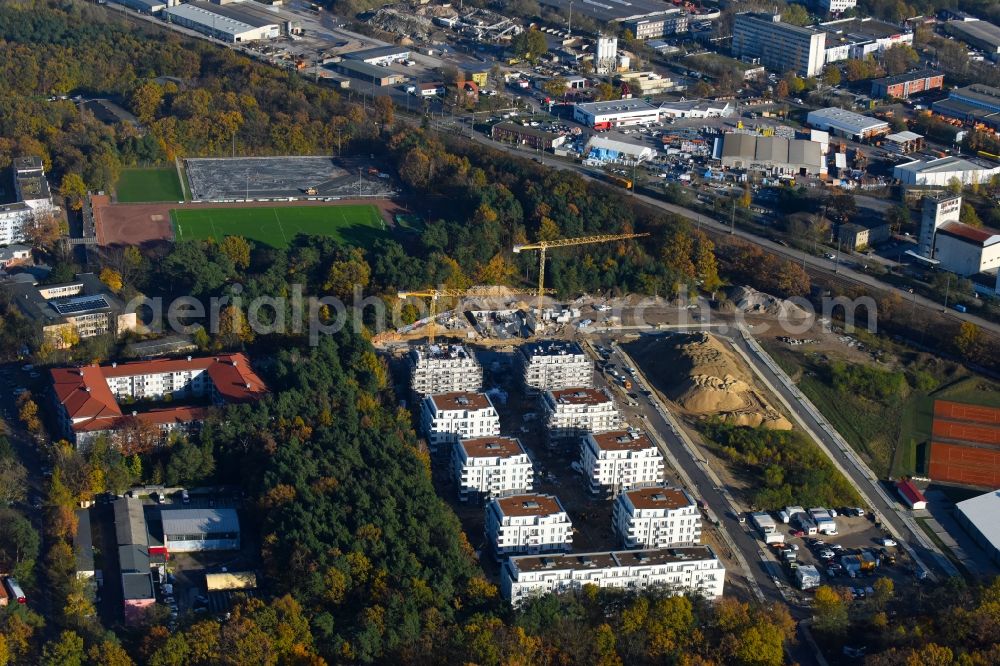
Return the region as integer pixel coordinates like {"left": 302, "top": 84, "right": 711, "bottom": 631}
{"left": 727, "top": 285, "right": 809, "bottom": 319}
{"left": 629, "top": 332, "right": 792, "bottom": 430}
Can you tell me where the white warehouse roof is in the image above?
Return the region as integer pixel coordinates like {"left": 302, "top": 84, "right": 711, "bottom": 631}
{"left": 586, "top": 135, "right": 655, "bottom": 158}
{"left": 807, "top": 107, "right": 889, "bottom": 136}
{"left": 161, "top": 508, "right": 240, "bottom": 535}
{"left": 956, "top": 490, "right": 1000, "bottom": 551}
{"left": 164, "top": 4, "right": 261, "bottom": 37}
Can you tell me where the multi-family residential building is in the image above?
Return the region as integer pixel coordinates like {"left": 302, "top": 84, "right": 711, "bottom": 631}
{"left": 518, "top": 340, "right": 593, "bottom": 393}
{"left": 408, "top": 344, "right": 483, "bottom": 396}
{"left": 10, "top": 273, "right": 137, "bottom": 349}
{"left": 51, "top": 354, "right": 268, "bottom": 446}
{"left": 501, "top": 546, "right": 726, "bottom": 605}
{"left": 732, "top": 13, "right": 826, "bottom": 78}
{"left": 453, "top": 436, "right": 534, "bottom": 502}
{"left": 486, "top": 493, "right": 573, "bottom": 558}
{"left": 421, "top": 392, "right": 500, "bottom": 452}
{"left": 543, "top": 388, "right": 620, "bottom": 443}
{"left": 581, "top": 430, "right": 664, "bottom": 496}
{"left": 613, "top": 487, "right": 701, "bottom": 548}
{"left": 0, "top": 157, "right": 56, "bottom": 246}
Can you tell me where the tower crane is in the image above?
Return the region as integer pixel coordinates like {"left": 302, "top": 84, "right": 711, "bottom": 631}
{"left": 397, "top": 286, "right": 554, "bottom": 343}
{"left": 512, "top": 233, "right": 650, "bottom": 316}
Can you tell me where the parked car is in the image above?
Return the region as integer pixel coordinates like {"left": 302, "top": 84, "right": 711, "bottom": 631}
{"left": 878, "top": 537, "right": 897, "bottom": 547}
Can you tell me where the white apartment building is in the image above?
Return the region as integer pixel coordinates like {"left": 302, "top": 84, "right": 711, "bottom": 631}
{"left": 486, "top": 494, "right": 573, "bottom": 558}
{"left": 581, "top": 430, "right": 663, "bottom": 496}
{"left": 613, "top": 487, "right": 701, "bottom": 549}
{"left": 0, "top": 156, "right": 55, "bottom": 246}
{"left": 518, "top": 340, "right": 593, "bottom": 393}
{"left": 420, "top": 392, "right": 500, "bottom": 452}
{"left": 543, "top": 388, "right": 620, "bottom": 443}
{"left": 501, "top": 546, "right": 726, "bottom": 606}
{"left": 817, "top": 0, "right": 857, "bottom": 14}
{"left": 453, "top": 436, "right": 534, "bottom": 502}
{"left": 408, "top": 344, "right": 483, "bottom": 396}
{"left": 732, "top": 13, "right": 826, "bottom": 78}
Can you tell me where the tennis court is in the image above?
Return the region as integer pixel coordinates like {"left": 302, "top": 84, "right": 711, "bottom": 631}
{"left": 171, "top": 204, "right": 387, "bottom": 248}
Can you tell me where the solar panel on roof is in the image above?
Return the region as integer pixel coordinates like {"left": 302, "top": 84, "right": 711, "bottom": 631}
{"left": 52, "top": 295, "right": 110, "bottom": 315}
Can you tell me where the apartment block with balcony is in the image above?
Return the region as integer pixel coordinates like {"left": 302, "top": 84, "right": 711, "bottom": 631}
{"left": 543, "top": 388, "right": 620, "bottom": 443}
{"left": 486, "top": 493, "right": 573, "bottom": 558}
{"left": 501, "top": 546, "right": 726, "bottom": 606}
{"left": 732, "top": 13, "right": 826, "bottom": 78}
{"left": 581, "top": 430, "right": 664, "bottom": 497}
{"left": 453, "top": 436, "right": 534, "bottom": 502}
{"left": 613, "top": 487, "right": 701, "bottom": 548}
{"left": 518, "top": 340, "right": 593, "bottom": 393}
{"left": 408, "top": 344, "right": 483, "bottom": 396}
{"left": 421, "top": 392, "right": 500, "bottom": 452}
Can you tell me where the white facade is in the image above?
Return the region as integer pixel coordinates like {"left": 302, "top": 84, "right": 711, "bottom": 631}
{"left": 502, "top": 546, "right": 725, "bottom": 606}
{"left": 581, "top": 430, "right": 664, "bottom": 496}
{"left": 585, "top": 136, "right": 656, "bottom": 164}
{"left": 658, "top": 100, "right": 734, "bottom": 119}
{"left": 420, "top": 392, "right": 499, "bottom": 451}
{"left": 933, "top": 224, "right": 1000, "bottom": 276}
{"left": 453, "top": 436, "right": 534, "bottom": 501}
{"left": 807, "top": 108, "right": 890, "bottom": 141}
{"left": 486, "top": 494, "right": 573, "bottom": 558}
{"left": 820, "top": 18, "right": 913, "bottom": 63}
{"left": 818, "top": 0, "right": 857, "bottom": 13}
{"left": 161, "top": 509, "right": 240, "bottom": 553}
{"left": 919, "top": 194, "right": 961, "bottom": 258}
{"left": 573, "top": 100, "right": 663, "bottom": 129}
{"left": 894, "top": 156, "right": 1000, "bottom": 186}
{"left": 732, "top": 13, "right": 826, "bottom": 78}
{"left": 409, "top": 344, "right": 483, "bottom": 396}
{"left": 518, "top": 341, "right": 593, "bottom": 393}
{"left": 0, "top": 204, "right": 33, "bottom": 246}
{"left": 0, "top": 157, "right": 55, "bottom": 246}
{"left": 613, "top": 487, "right": 701, "bottom": 548}
{"left": 544, "top": 388, "right": 620, "bottom": 442}
{"left": 595, "top": 36, "right": 618, "bottom": 75}
{"left": 163, "top": 4, "right": 279, "bottom": 42}
{"left": 105, "top": 366, "right": 214, "bottom": 401}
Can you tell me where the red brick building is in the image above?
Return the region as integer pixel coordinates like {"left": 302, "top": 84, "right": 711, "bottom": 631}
{"left": 871, "top": 70, "right": 944, "bottom": 99}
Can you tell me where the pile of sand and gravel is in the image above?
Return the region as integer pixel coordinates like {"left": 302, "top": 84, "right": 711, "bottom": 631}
{"left": 629, "top": 332, "right": 792, "bottom": 430}
{"left": 725, "top": 286, "right": 809, "bottom": 320}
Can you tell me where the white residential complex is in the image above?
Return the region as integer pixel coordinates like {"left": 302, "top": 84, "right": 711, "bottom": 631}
{"left": 502, "top": 546, "right": 726, "bottom": 606}
{"left": 0, "top": 156, "right": 55, "bottom": 246}
{"left": 486, "top": 494, "right": 573, "bottom": 558}
{"left": 817, "top": 0, "right": 857, "bottom": 13}
{"left": 581, "top": 430, "right": 664, "bottom": 496}
{"left": 453, "top": 436, "right": 534, "bottom": 502}
{"left": 732, "top": 13, "right": 827, "bottom": 78}
{"left": 518, "top": 340, "right": 593, "bottom": 393}
{"left": 613, "top": 487, "right": 701, "bottom": 548}
{"left": 420, "top": 392, "right": 500, "bottom": 451}
{"left": 543, "top": 388, "right": 620, "bottom": 442}
{"left": 409, "top": 344, "right": 483, "bottom": 396}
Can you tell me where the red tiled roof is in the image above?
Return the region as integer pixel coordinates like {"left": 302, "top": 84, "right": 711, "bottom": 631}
{"left": 937, "top": 222, "right": 997, "bottom": 245}
{"left": 73, "top": 407, "right": 211, "bottom": 433}
{"left": 50, "top": 354, "right": 267, "bottom": 431}
{"left": 896, "top": 479, "right": 926, "bottom": 505}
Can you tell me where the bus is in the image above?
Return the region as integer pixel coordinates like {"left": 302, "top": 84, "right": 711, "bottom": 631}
{"left": 4, "top": 577, "right": 26, "bottom": 604}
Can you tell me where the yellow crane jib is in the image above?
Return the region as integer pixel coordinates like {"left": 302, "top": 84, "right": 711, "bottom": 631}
{"left": 396, "top": 286, "right": 552, "bottom": 343}
{"left": 512, "top": 233, "right": 651, "bottom": 315}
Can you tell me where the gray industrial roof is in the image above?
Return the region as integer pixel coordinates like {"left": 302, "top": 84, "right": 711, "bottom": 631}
{"left": 575, "top": 99, "right": 659, "bottom": 114}
{"left": 74, "top": 508, "right": 94, "bottom": 574}
{"left": 162, "top": 508, "right": 240, "bottom": 536}
{"left": 331, "top": 59, "right": 398, "bottom": 80}
{"left": 122, "top": 572, "right": 155, "bottom": 600}
{"left": 118, "top": 544, "right": 151, "bottom": 573}
{"left": 947, "top": 19, "right": 1000, "bottom": 50}
{"left": 755, "top": 136, "right": 787, "bottom": 163}
{"left": 721, "top": 133, "right": 756, "bottom": 159}
{"left": 188, "top": 1, "right": 280, "bottom": 28}
{"left": 788, "top": 139, "right": 822, "bottom": 166}
{"left": 114, "top": 497, "right": 149, "bottom": 547}
{"left": 345, "top": 45, "right": 410, "bottom": 61}
{"left": 956, "top": 490, "right": 1000, "bottom": 550}
{"left": 164, "top": 3, "right": 258, "bottom": 37}
{"left": 807, "top": 107, "right": 889, "bottom": 135}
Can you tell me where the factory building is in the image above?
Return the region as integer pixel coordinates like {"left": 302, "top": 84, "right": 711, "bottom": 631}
{"left": 161, "top": 508, "right": 241, "bottom": 553}
{"left": 408, "top": 344, "right": 483, "bottom": 396}
{"left": 613, "top": 487, "right": 701, "bottom": 548}
{"left": 345, "top": 45, "right": 411, "bottom": 66}
{"left": 806, "top": 107, "right": 890, "bottom": 141}
{"left": 732, "top": 13, "right": 827, "bottom": 78}
{"left": 329, "top": 60, "right": 405, "bottom": 86}
{"left": 945, "top": 19, "right": 1000, "bottom": 60}
{"left": 163, "top": 2, "right": 281, "bottom": 42}
{"left": 490, "top": 123, "right": 567, "bottom": 150}
{"left": 501, "top": 546, "right": 725, "bottom": 605}
{"left": 933, "top": 84, "right": 1000, "bottom": 130}
{"left": 718, "top": 134, "right": 825, "bottom": 176}
{"left": 573, "top": 99, "right": 662, "bottom": 130}
{"left": 893, "top": 156, "right": 1000, "bottom": 186}
{"left": 585, "top": 136, "right": 656, "bottom": 164}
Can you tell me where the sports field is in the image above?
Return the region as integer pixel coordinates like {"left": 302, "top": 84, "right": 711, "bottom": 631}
{"left": 116, "top": 168, "right": 185, "bottom": 203}
{"left": 171, "top": 204, "right": 387, "bottom": 248}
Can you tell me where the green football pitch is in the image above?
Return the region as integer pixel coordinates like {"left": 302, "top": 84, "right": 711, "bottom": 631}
{"left": 170, "top": 204, "right": 387, "bottom": 248}
{"left": 116, "top": 168, "right": 185, "bottom": 203}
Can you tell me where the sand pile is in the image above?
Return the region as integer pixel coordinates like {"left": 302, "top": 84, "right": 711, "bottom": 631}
{"left": 727, "top": 286, "right": 809, "bottom": 319}
{"left": 629, "top": 332, "right": 792, "bottom": 430}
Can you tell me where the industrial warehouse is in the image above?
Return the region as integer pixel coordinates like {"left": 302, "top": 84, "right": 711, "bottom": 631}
{"left": 717, "top": 134, "right": 826, "bottom": 177}
{"left": 162, "top": 1, "right": 299, "bottom": 42}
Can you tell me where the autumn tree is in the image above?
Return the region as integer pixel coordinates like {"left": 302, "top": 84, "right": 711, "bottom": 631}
{"left": 511, "top": 28, "right": 548, "bottom": 62}
{"left": 24, "top": 210, "right": 63, "bottom": 249}
{"left": 374, "top": 95, "right": 395, "bottom": 130}
{"left": 109, "top": 416, "right": 162, "bottom": 456}
{"left": 16, "top": 393, "right": 41, "bottom": 434}
{"left": 99, "top": 267, "right": 123, "bottom": 293}
{"left": 324, "top": 248, "right": 371, "bottom": 302}
{"left": 823, "top": 65, "right": 842, "bottom": 86}
{"left": 59, "top": 173, "right": 87, "bottom": 210}
{"left": 775, "top": 79, "right": 790, "bottom": 98}
{"left": 813, "top": 585, "right": 850, "bottom": 636}
{"left": 220, "top": 235, "right": 251, "bottom": 270}
{"left": 955, "top": 321, "right": 983, "bottom": 360}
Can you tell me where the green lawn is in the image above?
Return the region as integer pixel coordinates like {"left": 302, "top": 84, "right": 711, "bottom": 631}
{"left": 171, "top": 204, "right": 387, "bottom": 249}
{"left": 117, "top": 167, "right": 185, "bottom": 203}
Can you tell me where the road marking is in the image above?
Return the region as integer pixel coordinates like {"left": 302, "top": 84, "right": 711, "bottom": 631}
{"left": 273, "top": 208, "right": 289, "bottom": 246}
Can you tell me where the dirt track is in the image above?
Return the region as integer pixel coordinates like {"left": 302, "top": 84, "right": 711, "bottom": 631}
{"left": 92, "top": 196, "right": 408, "bottom": 248}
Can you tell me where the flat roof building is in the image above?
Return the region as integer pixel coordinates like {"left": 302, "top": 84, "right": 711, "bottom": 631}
{"left": 344, "top": 45, "right": 411, "bottom": 66}
{"left": 453, "top": 436, "right": 534, "bottom": 502}
{"left": 74, "top": 508, "right": 95, "bottom": 579}
{"left": 491, "top": 122, "right": 567, "bottom": 151}
{"left": 871, "top": 70, "right": 944, "bottom": 99}
{"left": 486, "top": 493, "right": 573, "bottom": 558}
{"left": 621, "top": 10, "right": 689, "bottom": 40}
{"left": 585, "top": 136, "right": 656, "bottom": 164}
{"left": 502, "top": 546, "right": 725, "bottom": 606}
{"left": 543, "top": 388, "right": 621, "bottom": 443}
{"left": 329, "top": 60, "right": 405, "bottom": 86}
{"left": 719, "top": 134, "right": 825, "bottom": 176}
{"left": 517, "top": 340, "right": 593, "bottom": 393}
{"left": 162, "top": 508, "right": 241, "bottom": 553}
{"left": 945, "top": 19, "right": 1000, "bottom": 59}
{"left": 733, "top": 13, "right": 826, "bottom": 78}
{"left": 819, "top": 17, "right": 913, "bottom": 63}
{"left": 420, "top": 391, "right": 500, "bottom": 452}
{"left": 658, "top": 100, "right": 734, "bottom": 119}
{"left": 163, "top": 3, "right": 280, "bottom": 42}
{"left": 573, "top": 99, "right": 662, "bottom": 129}
{"left": 408, "top": 344, "right": 483, "bottom": 396}
{"left": 955, "top": 489, "right": 1000, "bottom": 566}
{"left": 613, "top": 487, "right": 701, "bottom": 549}
{"left": 894, "top": 155, "right": 1000, "bottom": 187}
{"left": 581, "top": 429, "right": 664, "bottom": 497}
{"left": 0, "top": 155, "right": 55, "bottom": 246}
{"left": 806, "top": 107, "right": 890, "bottom": 141}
